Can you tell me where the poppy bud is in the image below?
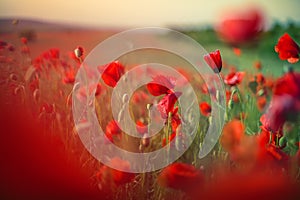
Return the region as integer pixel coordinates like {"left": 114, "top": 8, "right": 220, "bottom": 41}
{"left": 74, "top": 46, "right": 84, "bottom": 58}
{"left": 141, "top": 135, "right": 150, "bottom": 147}
{"left": 122, "top": 93, "right": 129, "bottom": 103}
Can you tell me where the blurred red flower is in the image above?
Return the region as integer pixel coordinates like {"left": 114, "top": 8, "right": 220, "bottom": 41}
{"left": 158, "top": 162, "right": 204, "bottom": 193}
{"left": 233, "top": 47, "right": 242, "bottom": 56}
{"left": 7, "top": 44, "right": 15, "bottom": 52}
{"left": 199, "top": 102, "right": 211, "bottom": 117}
{"left": 132, "top": 91, "right": 149, "bottom": 104}
{"left": 260, "top": 103, "right": 286, "bottom": 134}
{"left": 147, "top": 75, "right": 176, "bottom": 96}
{"left": 203, "top": 49, "right": 222, "bottom": 73}
{"left": 198, "top": 171, "right": 299, "bottom": 200}
{"left": 275, "top": 33, "right": 300, "bottom": 63}
{"left": 261, "top": 72, "right": 300, "bottom": 133}
{"left": 63, "top": 70, "right": 75, "bottom": 84}
{"left": 136, "top": 120, "right": 147, "bottom": 135}
{"left": 94, "top": 83, "right": 102, "bottom": 96}
{"left": 273, "top": 71, "right": 300, "bottom": 99}
{"left": 257, "top": 96, "right": 267, "bottom": 112}
{"left": 254, "top": 60, "right": 262, "bottom": 70}
{"left": 1, "top": 106, "right": 104, "bottom": 199}
{"left": 216, "top": 8, "right": 264, "bottom": 45}
{"left": 96, "top": 157, "right": 135, "bottom": 187}
{"left": 224, "top": 71, "right": 245, "bottom": 86}
{"left": 20, "top": 37, "right": 28, "bottom": 45}
{"left": 0, "top": 40, "right": 7, "bottom": 49}
{"left": 105, "top": 120, "right": 121, "bottom": 142}
{"left": 255, "top": 73, "right": 266, "bottom": 85}
{"left": 49, "top": 48, "right": 60, "bottom": 59}
{"left": 220, "top": 120, "right": 245, "bottom": 153}
{"left": 101, "top": 61, "right": 125, "bottom": 87}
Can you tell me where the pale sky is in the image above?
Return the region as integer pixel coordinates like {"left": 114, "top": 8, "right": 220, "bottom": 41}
{"left": 1, "top": 0, "right": 299, "bottom": 28}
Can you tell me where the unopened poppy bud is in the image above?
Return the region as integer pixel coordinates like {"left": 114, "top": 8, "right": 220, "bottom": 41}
{"left": 9, "top": 73, "right": 18, "bottom": 81}
{"left": 279, "top": 136, "right": 287, "bottom": 148}
{"left": 228, "top": 99, "right": 234, "bottom": 109}
{"left": 257, "top": 89, "right": 265, "bottom": 96}
{"left": 14, "top": 86, "right": 21, "bottom": 95}
{"left": 122, "top": 93, "right": 129, "bottom": 103}
{"left": 146, "top": 103, "right": 152, "bottom": 110}
{"left": 74, "top": 46, "right": 84, "bottom": 58}
{"left": 216, "top": 90, "right": 220, "bottom": 101}
{"left": 141, "top": 135, "right": 150, "bottom": 147}
{"left": 139, "top": 144, "right": 144, "bottom": 151}
{"left": 33, "top": 89, "right": 40, "bottom": 103}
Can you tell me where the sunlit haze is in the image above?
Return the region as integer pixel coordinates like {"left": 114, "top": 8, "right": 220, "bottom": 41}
{"left": 1, "top": 0, "right": 300, "bottom": 28}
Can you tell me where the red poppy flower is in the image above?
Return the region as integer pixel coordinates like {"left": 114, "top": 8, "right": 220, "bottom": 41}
{"left": 0, "top": 40, "right": 7, "bottom": 49}
{"left": 95, "top": 83, "right": 102, "bottom": 96}
{"left": 275, "top": 33, "right": 300, "bottom": 63}
{"left": 259, "top": 98, "right": 287, "bottom": 134}
{"left": 198, "top": 171, "right": 298, "bottom": 200}
{"left": 233, "top": 47, "right": 242, "bottom": 56}
{"left": 157, "top": 92, "right": 181, "bottom": 119}
{"left": 49, "top": 48, "right": 60, "bottom": 59}
{"left": 224, "top": 71, "right": 245, "bottom": 86}
{"left": 162, "top": 132, "right": 177, "bottom": 147}
{"left": 273, "top": 71, "right": 300, "bottom": 99}
{"left": 147, "top": 83, "right": 169, "bottom": 96}
{"left": 265, "top": 143, "right": 289, "bottom": 161}
{"left": 29, "top": 77, "right": 39, "bottom": 92}
{"left": 254, "top": 60, "right": 262, "bottom": 70}
{"left": 132, "top": 91, "right": 149, "bottom": 105}
{"left": 204, "top": 49, "right": 222, "bottom": 73}
{"left": 261, "top": 72, "right": 300, "bottom": 133}
{"left": 101, "top": 61, "right": 125, "bottom": 88}
{"left": 7, "top": 44, "right": 15, "bottom": 52}
{"left": 20, "top": 37, "right": 28, "bottom": 45}
{"left": 170, "top": 106, "right": 181, "bottom": 131}
{"left": 255, "top": 73, "right": 265, "bottom": 85}
{"left": 105, "top": 120, "right": 121, "bottom": 142}
{"left": 216, "top": 8, "right": 264, "bottom": 45}
{"left": 256, "top": 127, "right": 289, "bottom": 168}
{"left": 136, "top": 120, "right": 147, "bottom": 135}
{"left": 63, "top": 70, "right": 75, "bottom": 84}
{"left": 158, "top": 162, "right": 204, "bottom": 193}
{"left": 199, "top": 102, "right": 211, "bottom": 117}
{"left": 1, "top": 107, "right": 104, "bottom": 199}
{"left": 147, "top": 75, "right": 176, "bottom": 96}
{"left": 257, "top": 96, "right": 267, "bottom": 112}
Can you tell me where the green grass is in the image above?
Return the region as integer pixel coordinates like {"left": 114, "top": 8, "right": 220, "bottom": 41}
{"left": 181, "top": 24, "right": 300, "bottom": 77}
